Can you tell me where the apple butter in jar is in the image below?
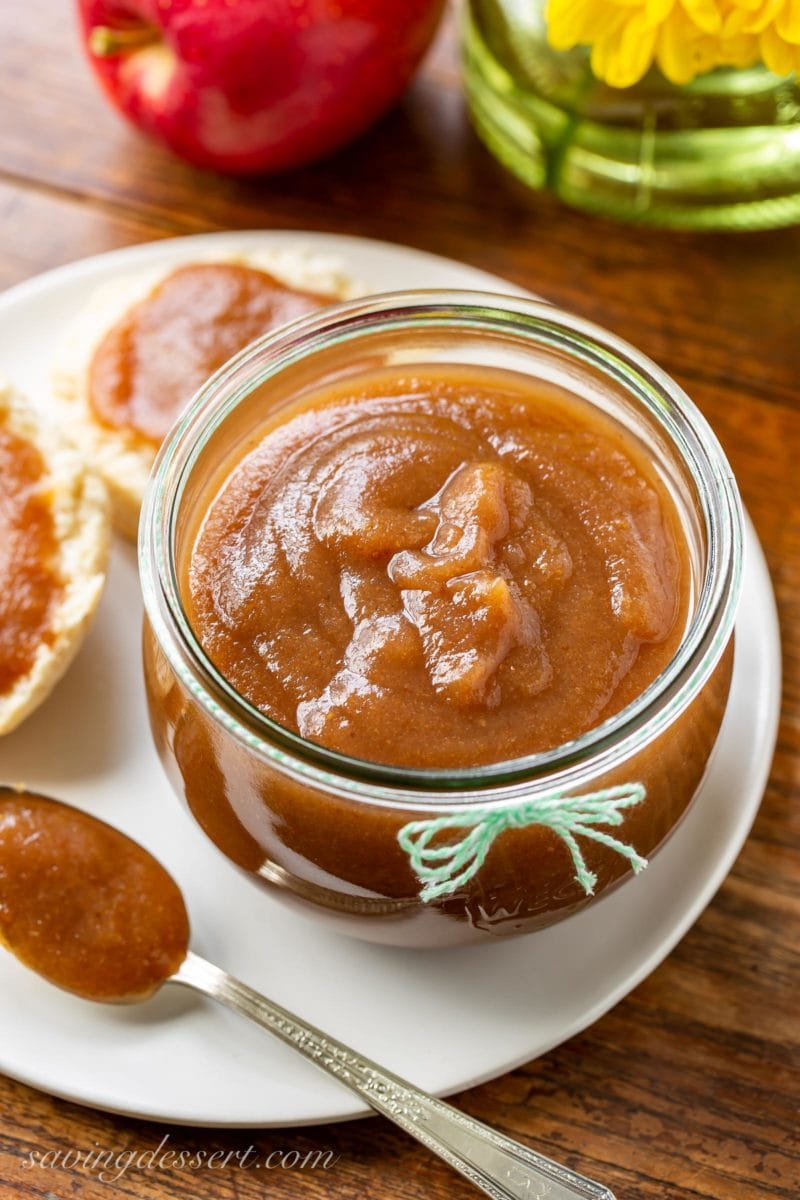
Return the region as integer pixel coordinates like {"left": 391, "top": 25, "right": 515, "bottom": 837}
{"left": 141, "top": 292, "right": 741, "bottom": 947}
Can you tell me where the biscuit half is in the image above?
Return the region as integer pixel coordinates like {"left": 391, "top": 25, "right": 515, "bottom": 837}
{"left": 52, "top": 245, "right": 359, "bottom": 540}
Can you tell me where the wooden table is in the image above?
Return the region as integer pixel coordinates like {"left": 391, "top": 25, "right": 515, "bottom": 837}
{"left": 1, "top": 5, "right": 798, "bottom": 1198}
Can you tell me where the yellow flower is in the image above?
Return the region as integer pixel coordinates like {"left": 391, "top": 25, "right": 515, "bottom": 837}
{"left": 546, "top": 0, "right": 800, "bottom": 85}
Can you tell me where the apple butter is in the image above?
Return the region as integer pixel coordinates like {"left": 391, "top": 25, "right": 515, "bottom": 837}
{"left": 0, "top": 426, "right": 63, "bottom": 695}
{"left": 0, "top": 791, "right": 189, "bottom": 1001}
{"left": 88, "top": 263, "right": 333, "bottom": 446}
{"left": 142, "top": 295, "right": 741, "bottom": 946}
{"left": 185, "top": 365, "right": 689, "bottom": 769}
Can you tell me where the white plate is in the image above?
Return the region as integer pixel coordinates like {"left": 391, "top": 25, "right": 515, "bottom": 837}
{"left": 0, "top": 232, "right": 781, "bottom": 1127}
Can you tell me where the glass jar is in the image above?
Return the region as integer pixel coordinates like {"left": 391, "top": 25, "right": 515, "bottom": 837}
{"left": 464, "top": 0, "right": 800, "bottom": 231}
{"left": 139, "top": 291, "right": 742, "bottom": 948}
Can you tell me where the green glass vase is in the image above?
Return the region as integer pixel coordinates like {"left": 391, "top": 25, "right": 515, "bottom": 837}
{"left": 464, "top": 0, "right": 800, "bottom": 230}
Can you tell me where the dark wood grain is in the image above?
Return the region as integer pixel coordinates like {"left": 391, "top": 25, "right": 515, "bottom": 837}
{"left": 0, "top": 4, "right": 798, "bottom": 1199}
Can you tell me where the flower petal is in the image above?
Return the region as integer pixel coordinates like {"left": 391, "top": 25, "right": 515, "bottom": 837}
{"left": 740, "top": 0, "right": 783, "bottom": 33}
{"left": 657, "top": 16, "right": 712, "bottom": 79}
{"left": 776, "top": 0, "right": 800, "bottom": 43}
{"left": 718, "top": 31, "right": 761, "bottom": 64}
{"left": 760, "top": 22, "right": 800, "bottom": 68}
{"left": 645, "top": 0, "right": 676, "bottom": 24}
{"left": 680, "top": 0, "right": 723, "bottom": 33}
{"left": 546, "top": 0, "right": 628, "bottom": 48}
{"left": 592, "top": 13, "right": 658, "bottom": 84}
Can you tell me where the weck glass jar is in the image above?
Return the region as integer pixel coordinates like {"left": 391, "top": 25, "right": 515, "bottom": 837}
{"left": 140, "top": 291, "right": 742, "bottom": 948}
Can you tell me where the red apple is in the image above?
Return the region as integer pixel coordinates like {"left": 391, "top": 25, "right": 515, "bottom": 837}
{"left": 77, "top": 0, "right": 445, "bottom": 175}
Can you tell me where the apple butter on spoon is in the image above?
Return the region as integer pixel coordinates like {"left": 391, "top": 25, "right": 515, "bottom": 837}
{"left": 0, "top": 787, "right": 613, "bottom": 1200}
{"left": 0, "top": 789, "right": 188, "bottom": 1002}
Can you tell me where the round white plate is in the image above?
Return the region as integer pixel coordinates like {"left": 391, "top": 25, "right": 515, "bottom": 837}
{"left": 0, "top": 232, "right": 781, "bottom": 1127}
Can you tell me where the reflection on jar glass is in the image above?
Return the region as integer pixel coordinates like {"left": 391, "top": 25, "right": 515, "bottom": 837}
{"left": 140, "top": 292, "right": 742, "bottom": 948}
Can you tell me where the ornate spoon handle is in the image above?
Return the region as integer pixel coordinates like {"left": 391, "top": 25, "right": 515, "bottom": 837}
{"left": 171, "top": 951, "right": 614, "bottom": 1200}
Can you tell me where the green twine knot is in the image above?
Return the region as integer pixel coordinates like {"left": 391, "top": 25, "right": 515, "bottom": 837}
{"left": 397, "top": 783, "right": 648, "bottom": 903}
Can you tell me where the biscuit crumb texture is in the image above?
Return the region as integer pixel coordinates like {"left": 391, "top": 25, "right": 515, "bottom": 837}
{"left": 52, "top": 244, "right": 360, "bottom": 540}
{"left": 0, "top": 382, "right": 111, "bottom": 735}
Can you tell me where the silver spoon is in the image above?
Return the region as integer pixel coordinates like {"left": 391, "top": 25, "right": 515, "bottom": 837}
{"left": 0, "top": 788, "right": 615, "bottom": 1200}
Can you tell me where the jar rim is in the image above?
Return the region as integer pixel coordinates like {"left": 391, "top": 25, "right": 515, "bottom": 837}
{"left": 139, "top": 289, "right": 743, "bottom": 810}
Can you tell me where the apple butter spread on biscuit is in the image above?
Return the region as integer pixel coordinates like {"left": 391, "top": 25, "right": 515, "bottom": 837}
{"left": 0, "top": 384, "right": 109, "bottom": 736}
{"left": 88, "top": 262, "right": 334, "bottom": 447}
{"left": 184, "top": 364, "right": 689, "bottom": 769}
{"left": 0, "top": 424, "right": 63, "bottom": 696}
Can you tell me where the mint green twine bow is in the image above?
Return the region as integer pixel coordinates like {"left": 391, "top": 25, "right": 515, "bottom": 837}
{"left": 397, "top": 784, "right": 648, "bottom": 903}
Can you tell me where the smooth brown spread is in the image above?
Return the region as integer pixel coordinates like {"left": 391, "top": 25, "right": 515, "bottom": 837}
{"left": 0, "top": 427, "right": 63, "bottom": 695}
{"left": 0, "top": 791, "right": 189, "bottom": 1001}
{"left": 88, "top": 263, "right": 333, "bottom": 446}
{"left": 185, "top": 365, "right": 689, "bottom": 769}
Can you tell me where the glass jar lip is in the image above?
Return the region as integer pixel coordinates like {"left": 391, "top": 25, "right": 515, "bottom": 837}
{"left": 139, "top": 289, "right": 743, "bottom": 809}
